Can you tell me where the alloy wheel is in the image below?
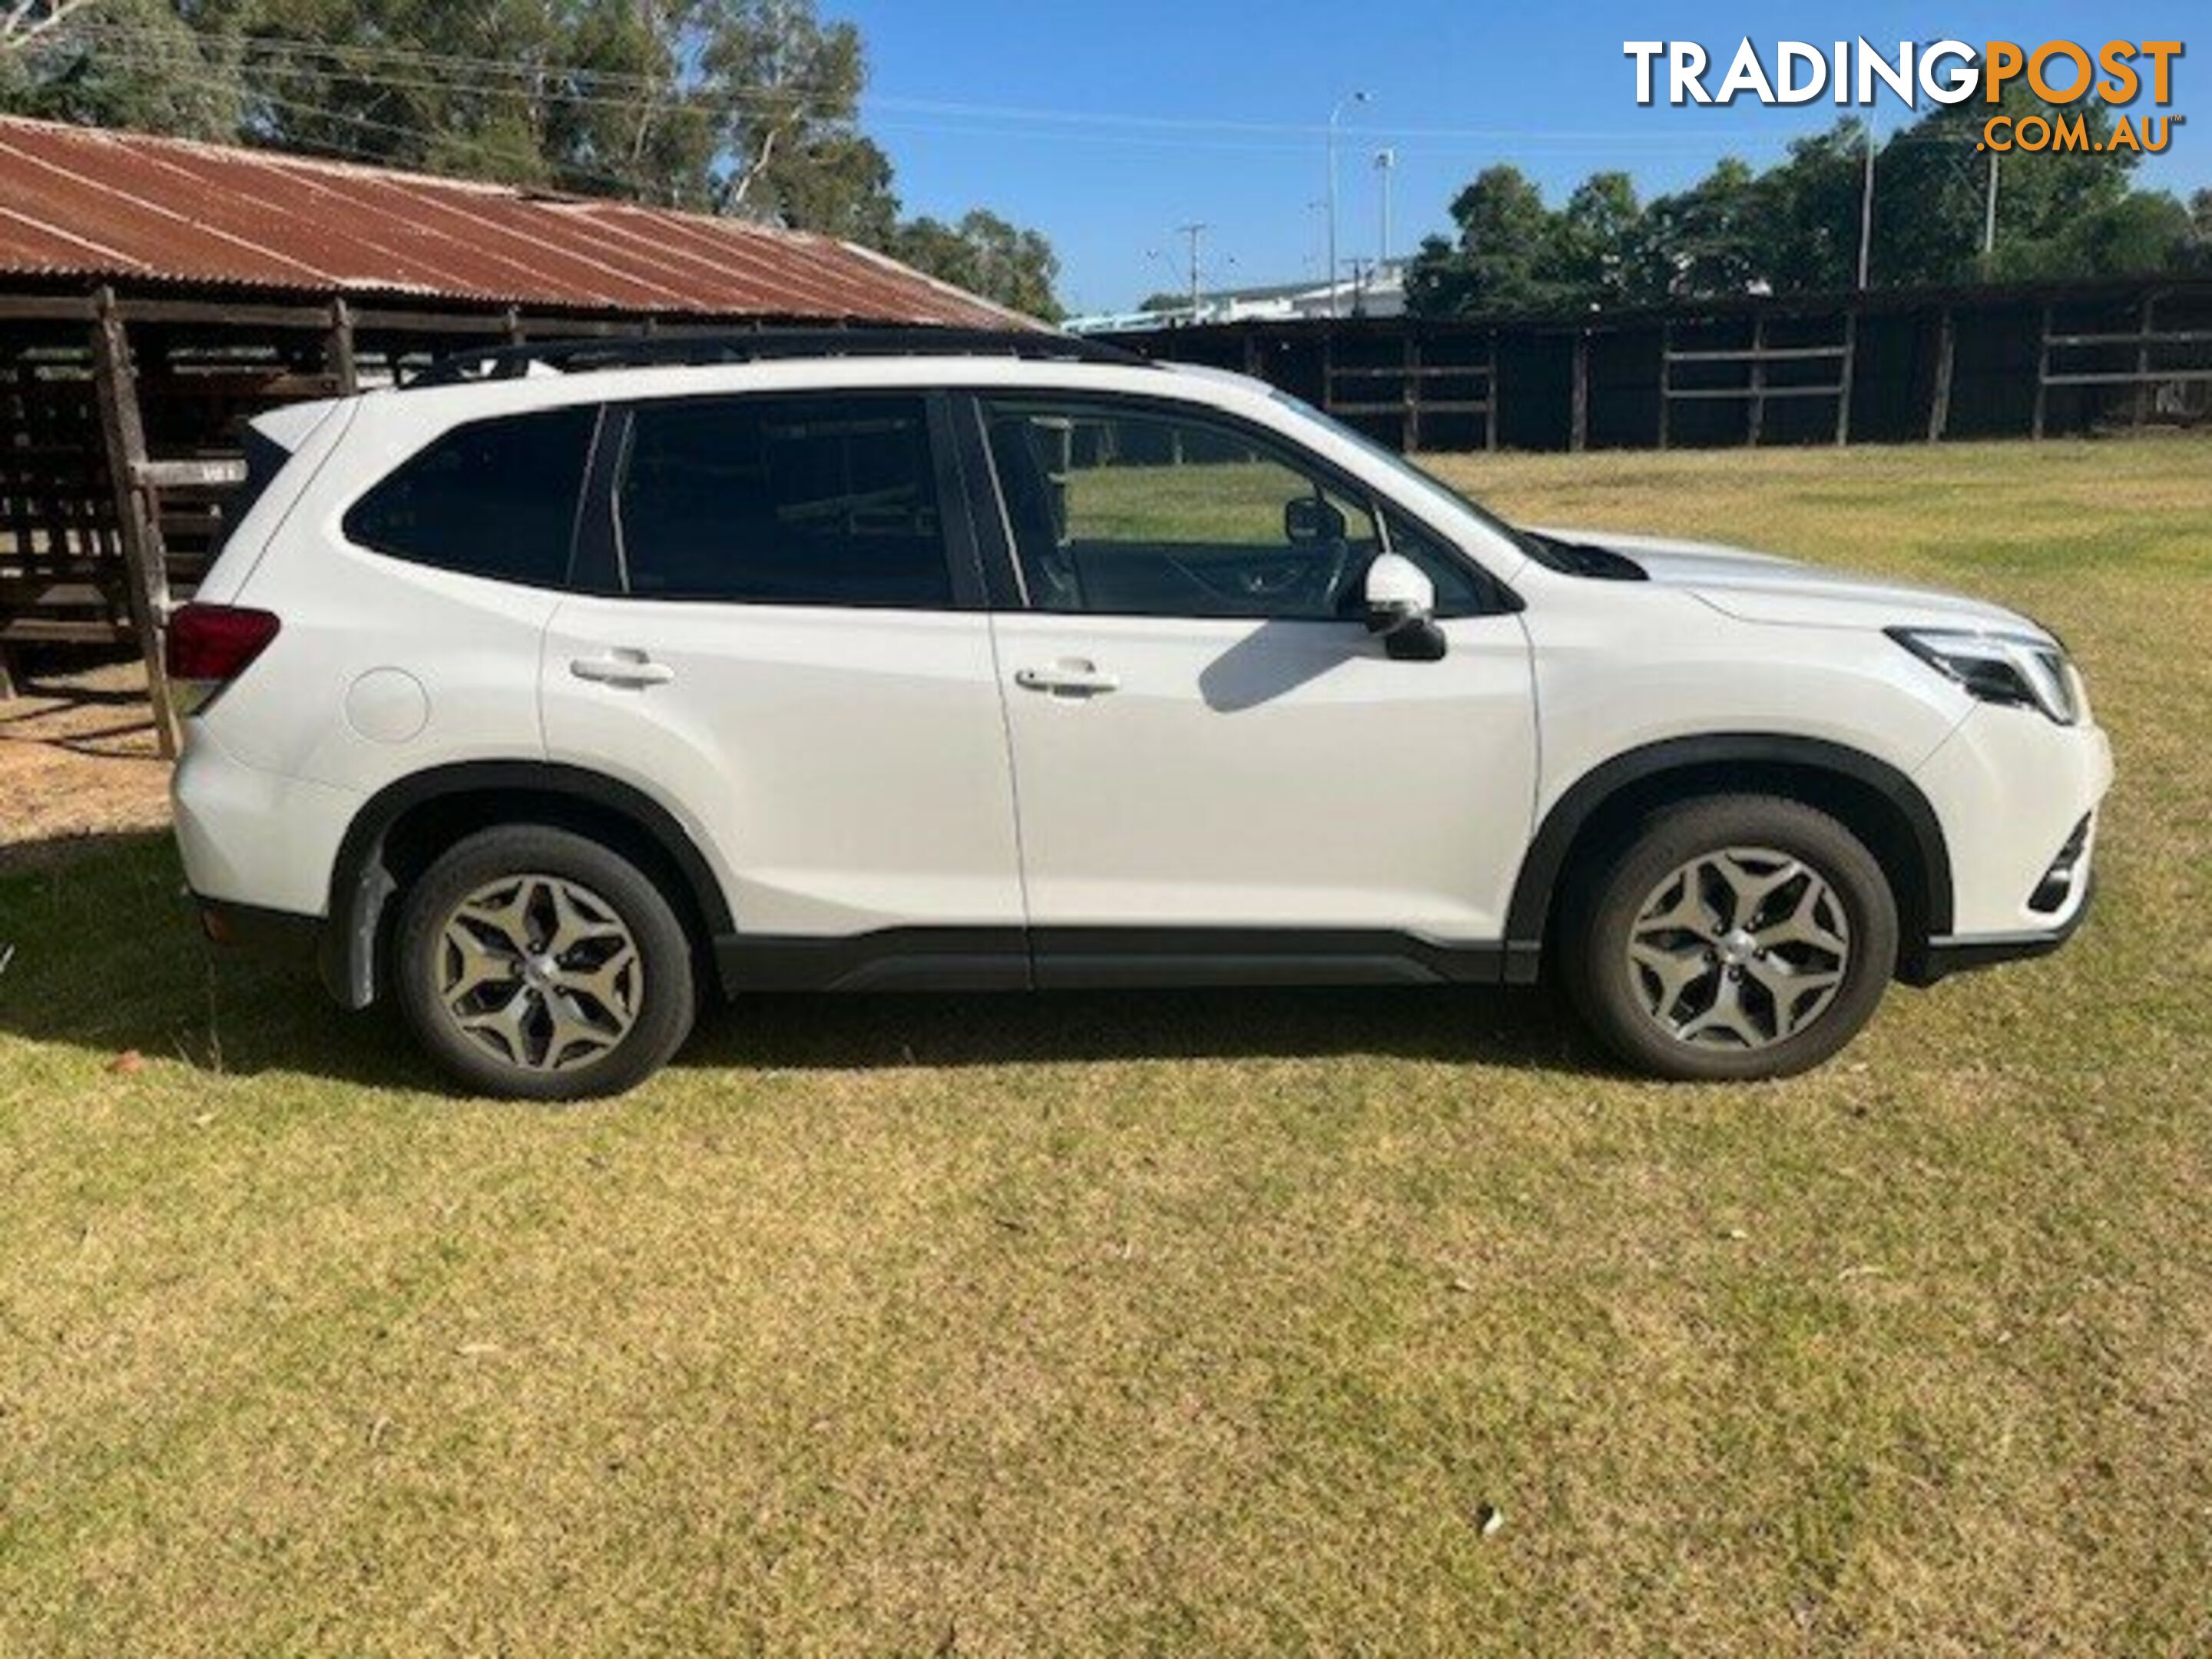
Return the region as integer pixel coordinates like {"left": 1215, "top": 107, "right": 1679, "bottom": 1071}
{"left": 436, "top": 873, "right": 643, "bottom": 1073}
{"left": 1625, "top": 846, "right": 1852, "bottom": 1051}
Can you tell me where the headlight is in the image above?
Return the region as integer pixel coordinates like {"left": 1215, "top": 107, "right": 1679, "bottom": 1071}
{"left": 1886, "top": 627, "right": 2080, "bottom": 724}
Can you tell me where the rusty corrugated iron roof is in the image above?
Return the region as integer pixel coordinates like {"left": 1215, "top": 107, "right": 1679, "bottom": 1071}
{"left": 0, "top": 115, "right": 1029, "bottom": 326}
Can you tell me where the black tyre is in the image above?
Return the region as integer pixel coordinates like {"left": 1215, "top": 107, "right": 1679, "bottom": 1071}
{"left": 393, "top": 825, "right": 696, "bottom": 1101}
{"left": 1560, "top": 796, "right": 1899, "bottom": 1082}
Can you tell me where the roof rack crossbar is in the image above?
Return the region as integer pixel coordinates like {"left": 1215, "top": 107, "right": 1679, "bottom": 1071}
{"left": 406, "top": 326, "right": 1150, "bottom": 387}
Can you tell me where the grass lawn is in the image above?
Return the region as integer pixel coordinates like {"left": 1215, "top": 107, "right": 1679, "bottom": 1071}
{"left": 2, "top": 437, "right": 2207, "bottom": 1655}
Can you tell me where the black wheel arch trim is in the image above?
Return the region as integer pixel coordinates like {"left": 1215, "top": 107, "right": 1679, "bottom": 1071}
{"left": 321, "top": 760, "right": 734, "bottom": 1010}
{"left": 1505, "top": 733, "right": 1955, "bottom": 957}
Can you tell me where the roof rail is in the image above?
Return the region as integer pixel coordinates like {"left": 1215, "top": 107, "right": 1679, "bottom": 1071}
{"left": 406, "top": 326, "right": 1151, "bottom": 388}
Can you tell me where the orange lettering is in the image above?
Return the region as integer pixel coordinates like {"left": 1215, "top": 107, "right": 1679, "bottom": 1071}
{"left": 2097, "top": 41, "right": 2140, "bottom": 102}
{"left": 1984, "top": 40, "right": 2025, "bottom": 101}
{"left": 2140, "top": 41, "right": 2181, "bottom": 102}
{"left": 2028, "top": 41, "right": 2093, "bottom": 102}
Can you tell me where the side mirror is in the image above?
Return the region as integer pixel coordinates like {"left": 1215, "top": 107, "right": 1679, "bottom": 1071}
{"left": 1284, "top": 494, "right": 1346, "bottom": 545}
{"left": 1363, "top": 551, "right": 1447, "bottom": 661}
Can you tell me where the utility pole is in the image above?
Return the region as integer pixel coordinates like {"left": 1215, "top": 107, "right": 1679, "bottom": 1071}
{"left": 1856, "top": 126, "right": 1876, "bottom": 290}
{"left": 1175, "top": 222, "right": 1209, "bottom": 320}
{"left": 1343, "top": 258, "right": 1373, "bottom": 317}
{"left": 1982, "top": 148, "right": 2000, "bottom": 266}
{"left": 1327, "top": 90, "right": 1369, "bottom": 320}
{"left": 1374, "top": 147, "right": 1397, "bottom": 268}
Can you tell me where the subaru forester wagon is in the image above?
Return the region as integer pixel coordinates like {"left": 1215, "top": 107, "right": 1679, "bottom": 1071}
{"left": 170, "top": 329, "right": 2111, "bottom": 1100}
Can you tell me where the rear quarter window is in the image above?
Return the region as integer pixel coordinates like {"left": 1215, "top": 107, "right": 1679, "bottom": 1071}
{"left": 212, "top": 427, "right": 293, "bottom": 557}
{"left": 343, "top": 406, "right": 598, "bottom": 587}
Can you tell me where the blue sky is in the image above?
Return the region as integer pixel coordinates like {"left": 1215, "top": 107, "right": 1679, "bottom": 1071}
{"left": 833, "top": 2, "right": 2207, "bottom": 313}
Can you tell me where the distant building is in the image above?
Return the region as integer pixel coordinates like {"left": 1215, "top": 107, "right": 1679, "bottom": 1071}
{"left": 1068, "top": 261, "right": 1408, "bottom": 335}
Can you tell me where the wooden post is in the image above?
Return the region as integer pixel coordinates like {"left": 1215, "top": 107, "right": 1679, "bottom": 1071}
{"left": 0, "top": 645, "right": 18, "bottom": 701}
{"left": 1402, "top": 332, "right": 1422, "bottom": 454}
{"left": 1483, "top": 329, "right": 1499, "bottom": 452}
{"left": 1834, "top": 310, "right": 1858, "bottom": 445}
{"left": 2032, "top": 303, "right": 2052, "bottom": 439}
{"left": 1747, "top": 313, "right": 1767, "bottom": 448}
{"left": 1569, "top": 329, "right": 1589, "bottom": 453}
{"left": 1927, "top": 306, "right": 1955, "bottom": 442}
{"left": 1656, "top": 323, "right": 1671, "bottom": 450}
{"left": 504, "top": 304, "right": 525, "bottom": 345}
{"left": 325, "top": 296, "right": 358, "bottom": 394}
{"left": 2134, "top": 292, "right": 2154, "bottom": 430}
{"left": 91, "top": 288, "right": 178, "bottom": 757}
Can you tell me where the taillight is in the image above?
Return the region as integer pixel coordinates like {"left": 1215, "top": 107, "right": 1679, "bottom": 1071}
{"left": 166, "top": 603, "right": 281, "bottom": 714}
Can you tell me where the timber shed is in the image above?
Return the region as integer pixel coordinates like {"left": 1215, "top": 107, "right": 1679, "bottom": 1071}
{"left": 0, "top": 114, "right": 1026, "bottom": 746}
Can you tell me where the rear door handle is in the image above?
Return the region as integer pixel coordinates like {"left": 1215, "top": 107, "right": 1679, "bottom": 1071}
{"left": 1015, "top": 661, "right": 1119, "bottom": 697}
{"left": 570, "top": 652, "right": 675, "bottom": 688}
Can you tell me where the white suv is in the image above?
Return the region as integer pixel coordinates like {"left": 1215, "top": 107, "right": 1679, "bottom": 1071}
{"left": 169, "top": 330, "right": 2112, "bottom": 1100}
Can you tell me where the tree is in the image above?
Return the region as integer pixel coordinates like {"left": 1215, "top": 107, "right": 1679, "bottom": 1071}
{"left": 2, "top": 0, "right": 99, "bottom": 51}
{"left": 0, "top": 0, "right": 1065, "bottom": 317}
{"left": 1409, "top": 56, "right": 2205, "bottom": 318}
{"left": 1553, "top": 171, "right": 1642, "bottom": 308}
{"left": 1406, "top": 164, "right": 1566, "bottom": 316}
{"left": 2184, "top": 189, "right": 2212, "bottom": 274}
{"left": 757, "top": 128, "right": 899, "bottom": 247}
{"left": 1637, "top": 158, "right": 1765, "bottom": 300}
{"left": 889, "top": 210, "right": 1062, "bottom": 322}
{"left": 1755, "top": 121, "right": 1871, "bottom": 293}
{"left": 0, "top": 0, "right": 243, "bottom": 139}
{"left": 1866, "top": 88, "right": 2148, "bottom": 288}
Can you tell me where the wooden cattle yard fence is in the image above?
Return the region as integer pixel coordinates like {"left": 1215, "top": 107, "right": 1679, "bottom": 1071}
{"left": 1098, "top": 276, "right": 2212, "bottom": 455}
{"left": 0, "top": 288, "right": 783, "bottom": 750}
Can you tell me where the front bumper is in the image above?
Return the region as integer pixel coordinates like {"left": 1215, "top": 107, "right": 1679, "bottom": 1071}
{"left": 1902, "top": 700, "right": 2110, "bottom": 985}
{"left": 1901, "top": 872, "right": 2095, "bottom": 986}
{"left": 1912, "top": 704, "right": 2111, "bottom": 927}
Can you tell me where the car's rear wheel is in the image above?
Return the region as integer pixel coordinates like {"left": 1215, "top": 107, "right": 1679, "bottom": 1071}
{"left": 394, "top": 826, "right": 695, "bottom": 1101}
{"left": 1561, "top": 796, "right": 1898, "bottom": 1081}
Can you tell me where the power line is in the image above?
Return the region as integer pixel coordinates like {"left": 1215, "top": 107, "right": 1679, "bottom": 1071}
{"left": 71, "top": 29, "right": 849, "bottom": 116}
{"left": 71, "top": 35, "right": 1794, "bottom": 160}
{"left": 227, "top": 83, "right": 718, "bottom": 202}
{"left": 68, "top": 20, "right": 2007, "bottom": 153}
{"left": 89, "top": 43, "right": 1971, "bottom": 164}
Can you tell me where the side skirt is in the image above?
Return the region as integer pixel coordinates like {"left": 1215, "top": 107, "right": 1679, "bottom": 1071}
{"left": 715, "top": 927, "right": 1538, "bottom": 996}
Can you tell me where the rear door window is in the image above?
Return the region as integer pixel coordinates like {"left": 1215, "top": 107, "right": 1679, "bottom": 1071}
{"left": 614, "top": 393, "right": 953, "bottom": 609}
{"left": 343, "top": 406, "right": 598, "bottom": 587}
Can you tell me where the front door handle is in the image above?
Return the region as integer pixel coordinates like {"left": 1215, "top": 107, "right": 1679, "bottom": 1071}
{"left": 570, "top": 652, "right": 675, "bottom": 688}
{"left": 1015, "top": 660, "right": 1120, "bottom": 697}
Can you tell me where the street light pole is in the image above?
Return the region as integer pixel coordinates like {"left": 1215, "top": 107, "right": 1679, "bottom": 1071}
{"left": 1375, "top": 147, "right": 1396, "bottom": 269}
{"left": 1327, "top": 91, "right": 1369, "bottom": 320}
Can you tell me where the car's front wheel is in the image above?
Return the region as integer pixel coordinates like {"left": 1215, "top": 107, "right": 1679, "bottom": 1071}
{"left": 394, "top": 826, "right": 696, "bottom": 1101}
{"left": 1561, "top": 796, "right": 1899, "bottom": 1081}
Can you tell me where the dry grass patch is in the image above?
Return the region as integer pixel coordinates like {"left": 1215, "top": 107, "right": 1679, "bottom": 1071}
{"left": 2, "top": 438, "right": 2208, "bottom": 1655}
{"left": 0, "top": 659, "right": 171, "bottom": 873}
